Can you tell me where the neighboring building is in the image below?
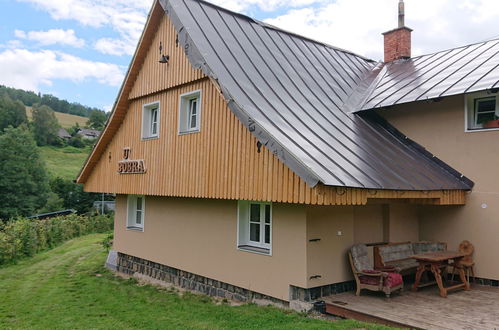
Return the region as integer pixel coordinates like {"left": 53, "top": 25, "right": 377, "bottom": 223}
{"left": 58, "top": 128, "right": 71, "bottom": 140}
{"left": 77, "top": 128, "right": 101, "bottom": 139}
{"left": 77, "top": 0, "right": 498, "bottom": 303}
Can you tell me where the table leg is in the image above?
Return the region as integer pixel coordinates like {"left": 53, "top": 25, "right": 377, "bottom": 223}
{"left": 412, "top": 263, "right": 425, "bottom": 292}
{"left": 430, "top": 263, "right": 447, "bottom": 298}
{"left": 457, "top": 263, "right": 471, "bottom": 290}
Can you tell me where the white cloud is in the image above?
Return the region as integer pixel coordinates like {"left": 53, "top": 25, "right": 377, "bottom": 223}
{"left": 94, "top": 38, "right": 136, "bottom": 56}
{"left": 0, "top": 48, "right": 124, "bottom": 91}
{"left": 14, "top": 29, "right": 85, "bottom": 48}
{"left": 208, "top": 0, "right": 325, "bottom": 12}
{"left": 263, "top": 0, "right": 499, "bottom": 61}
{"left": 18, "top": 0, "right": 151, "bottom": 56}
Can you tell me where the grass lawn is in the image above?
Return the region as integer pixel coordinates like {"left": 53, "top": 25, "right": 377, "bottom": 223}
{"left": 0, "top": 234, "right": 390, "bottom": 329}
{"left": 39, "top": 145, "right": 91, "bottom": 180}
{"left": 26, "top": 106, "right": 88, "bottom": 129}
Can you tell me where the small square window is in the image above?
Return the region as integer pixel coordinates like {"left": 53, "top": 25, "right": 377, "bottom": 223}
{"left": 142, "top": 102, "right": 160, "bottom": 139}
{"left": 466, "top": 93, "right": 499, "bottom": 131}
{"left": 179, "top": 90, "right": 201, "bottom": 134}
{"left": 127, "top": 195, "right": 145, "bottom": 231}
{"left": 237, "top": 201, "right": 272, "bottom": 255}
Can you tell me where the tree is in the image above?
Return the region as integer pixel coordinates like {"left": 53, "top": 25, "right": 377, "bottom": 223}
{"left": 0, "top": 126, "right": 50, "bottom": 220}
{"left": 0, "top": 93, "right": 27, "bottom": 132}
{"left": 49, "top": 177, "right": 102, "bottom": 214}
{"left": 86, "top": 110, "right": 107, "bottom": 130}
{"left": 31, "top": 104, "right": 60, "bottom": 146}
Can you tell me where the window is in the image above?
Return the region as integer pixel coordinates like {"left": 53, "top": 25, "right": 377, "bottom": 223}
{"left": 127, "top": 195, "right": 145, "bottom": 231}
{"left": 466, "top": 92, "right": 499, "bottom": 131}
{"left": 179, "top": 90, "right": 201, "bottom": 134}
{"left": 142, "top": 101, "right": 160, "bottom": 139}
{"left": 237, "top": 201, "right": 272, "bottom": 255}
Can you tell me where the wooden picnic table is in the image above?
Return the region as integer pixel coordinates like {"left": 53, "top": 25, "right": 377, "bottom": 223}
{"left": 412, "top": 251, "right": 470, "bottom": 298}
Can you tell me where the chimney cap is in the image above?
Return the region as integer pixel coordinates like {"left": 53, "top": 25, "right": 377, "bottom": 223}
{"left": 382, "top": 26, "right": 413, "bottom": 35}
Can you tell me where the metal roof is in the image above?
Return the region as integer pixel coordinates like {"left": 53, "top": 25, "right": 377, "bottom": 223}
{"left": 357, "top": 38, "right": 499, "bottom": 111}
{"left": 161, "top": 0, "right": 473, "bottom": 190}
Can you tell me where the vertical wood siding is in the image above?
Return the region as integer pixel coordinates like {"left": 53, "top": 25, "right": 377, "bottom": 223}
{"left": 84, "top": 78, "right": 465, "bottom": 205}
{"left": 128, "top": 14, "right": 204, "bottom": 100}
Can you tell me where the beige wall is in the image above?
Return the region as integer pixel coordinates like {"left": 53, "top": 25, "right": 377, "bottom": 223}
{"left": 381, "top": 94, "right": 499, "bottom": 280}
{"left": 306, "top": 206, "right": 355, "bottom": 288}
{"left": 114, "top": 195, "right": 308, "bottom": 301}
{"left": 115, "top": 193, "right": 426, "bottom": 299}
{"left": 387, "top": 203, "right": 419, "bottom": 243}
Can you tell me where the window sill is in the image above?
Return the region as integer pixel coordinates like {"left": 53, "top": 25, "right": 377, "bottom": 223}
{"left": 126, "top": 226, "right": 144, "bottom": 232}
{"left": 141, "top": 135, "right": 159, "bottom": 141}
{"left": 465, "top": 127, "right": 499, "bottom": 133}
{"left": 178, "top": 129, "right": 200, "bottom": 135}
{"left": 237, "top": 245, "right": 271, "bottom": 256}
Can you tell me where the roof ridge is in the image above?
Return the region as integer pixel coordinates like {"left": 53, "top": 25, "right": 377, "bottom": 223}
{"left": 189, "top": 0, "right": 376, "bottom": 63}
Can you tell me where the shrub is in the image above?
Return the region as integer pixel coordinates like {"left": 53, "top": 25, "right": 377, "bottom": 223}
{"left": 0, "top": 214, "right": 113, "bottom": 265}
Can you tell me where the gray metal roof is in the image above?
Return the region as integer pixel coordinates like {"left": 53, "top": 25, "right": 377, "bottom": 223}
{"left": 357, "top": 39, "right": 499, "bottom": 111}
{"left": 161, "top": 0, "right": 473, "bottom": 190}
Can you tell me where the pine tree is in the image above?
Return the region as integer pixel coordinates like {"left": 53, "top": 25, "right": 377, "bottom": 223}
{"left": 0, "top": 126, "right": 50, "bottom": 220}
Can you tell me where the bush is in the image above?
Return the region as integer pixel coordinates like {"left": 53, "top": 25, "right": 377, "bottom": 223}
{"left": 0, "top": 214, "right": 113, "bottom": 265}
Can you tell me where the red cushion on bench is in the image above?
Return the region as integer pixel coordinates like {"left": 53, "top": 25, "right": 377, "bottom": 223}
{"left": 385, "top": 272, "right": 403, "bottom": 288}
{"left": 359, "top": 270, "right": 403, "bottom": 288}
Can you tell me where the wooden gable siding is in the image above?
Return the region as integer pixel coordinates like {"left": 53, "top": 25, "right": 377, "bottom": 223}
{"left": 84, "top": 76, "right": 465, "bottom": 205}
{"left": 128, "top": 13, "right": 204, "bottom": 100}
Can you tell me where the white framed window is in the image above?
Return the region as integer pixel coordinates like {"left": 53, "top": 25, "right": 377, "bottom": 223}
{"left": 178, "top": 90, "right": 201, "bottom": 134}
{"left": 465, "top": 92, "right": 499, "bottom": 132}
{"left": 127, "top": 195, "right": 145, "bottom": 231}
{"left": 237, "top": 201, "right": 272, "bottom": 255}
{"left": 142, "top": 101, "right": 160, "bottom": 139}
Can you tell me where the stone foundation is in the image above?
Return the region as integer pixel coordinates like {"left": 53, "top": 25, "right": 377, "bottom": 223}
{"left": 116, "top": 252, "right": 288, "bottom": 306}
{"left": 290, "top": 281, "right": 355, "bottom": 302}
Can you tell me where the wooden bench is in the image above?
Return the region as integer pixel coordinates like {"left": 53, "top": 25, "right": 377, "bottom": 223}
{"left": 374, "top": 241, "right": 447, "bottom": 275}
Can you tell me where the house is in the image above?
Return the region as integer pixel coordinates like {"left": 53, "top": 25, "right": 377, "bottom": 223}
{"left": 77, "top": 128, "right": 101, "bottom": 139}
{"left": 57, "top": 128, "right": 71, "bottom": 140}
{"left": 77, "top": 0, "right": 499, "bottom": 304}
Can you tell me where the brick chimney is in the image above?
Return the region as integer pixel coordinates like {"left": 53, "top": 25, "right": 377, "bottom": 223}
{"left": 382, "top": 0, "right": 412, "bottom": 62}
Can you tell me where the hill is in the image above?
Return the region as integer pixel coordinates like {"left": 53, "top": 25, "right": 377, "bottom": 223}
{"left": 38, "top": 146, "right": 91, "bottom": 180}
{"left": 0, "top": 233, "right": 381, "bottom": 329}
{"left": 26, "top": 106, "right": 88, "bottom": 129}
{"left": 0, "top": 84, "right": 103, "bottom": 117}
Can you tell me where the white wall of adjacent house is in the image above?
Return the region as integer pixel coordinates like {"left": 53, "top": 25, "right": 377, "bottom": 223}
{"left": 379, "top": 94, "right": 499, "bottom": 281}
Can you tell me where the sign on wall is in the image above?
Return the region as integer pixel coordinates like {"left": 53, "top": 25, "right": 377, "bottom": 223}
{"left": 118, "top": 147, "right": 146, "bottom": 174}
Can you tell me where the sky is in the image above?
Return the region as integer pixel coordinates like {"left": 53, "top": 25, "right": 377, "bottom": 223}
{"left": 0, "top": 0, "right": 498, "bottom": 111}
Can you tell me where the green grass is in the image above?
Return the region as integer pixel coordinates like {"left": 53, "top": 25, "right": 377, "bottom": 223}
{"left": 0, "top": 234, "right": 390, "bottom": 329}
{"left": 39, "top": 145, "right": 91, "bottom": 180}
{"left": 26, "top": 106, "right": 88, "bottom": 129}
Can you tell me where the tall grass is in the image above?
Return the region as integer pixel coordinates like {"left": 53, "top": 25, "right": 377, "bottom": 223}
{"left": 0, "top": 214, "right": 113, "bottom": 265}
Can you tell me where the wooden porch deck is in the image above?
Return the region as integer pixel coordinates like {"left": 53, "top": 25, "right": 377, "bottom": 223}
{"left": 324, "top": 284, "right": 499, "bottom": 329}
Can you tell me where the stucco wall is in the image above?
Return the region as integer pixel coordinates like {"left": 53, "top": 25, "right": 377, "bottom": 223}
{"left": 305, "top": 204, "right": 398, "bottom": 288}
{"left": 387, "top": 203, "right": 419, "bottom": 243}
{"left": 306, "top": 206, "right": 354, "bottom": 288}
{"left": 380, "top": 94, "right": 499, "bottom": 280}
{"left": 113, "top": 195, "right": 308, "bottom": 301}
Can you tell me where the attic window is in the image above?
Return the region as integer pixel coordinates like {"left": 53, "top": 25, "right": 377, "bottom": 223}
{"left": 142, "top": 101, "right": 160, "bottom": 139}
{"left": 179, "top": 90, "right": 201, "bottom": 134}
{"left": 466, "top": 92, "right": 499, "bottom": 131}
